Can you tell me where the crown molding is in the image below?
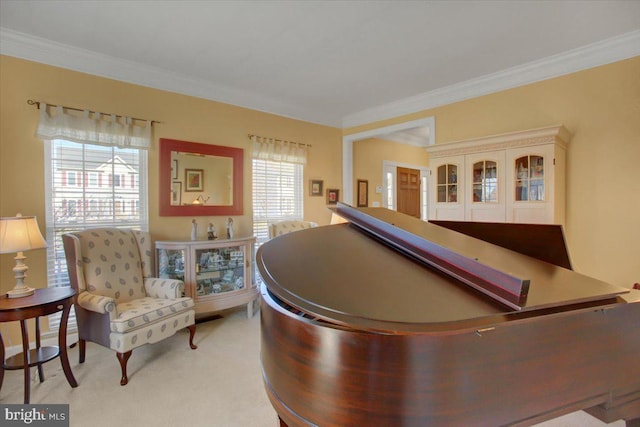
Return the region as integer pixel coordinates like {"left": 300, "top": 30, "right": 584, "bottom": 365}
{"left": 425, "top": 125, "right": 570, "bottom": 158}
{"left": 0, "top": 28, "right": 341, "bottom": 127}
{"left": 2, "top": 27, "right": 638, "bottom": 130}
{"left": 342, "top": 30, "right": 640, "bottom": 129}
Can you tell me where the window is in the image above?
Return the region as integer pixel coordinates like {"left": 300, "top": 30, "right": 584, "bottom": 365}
{"left": 252, "top": 158, "right": 303, "bottom": 246}
{"left": 385, "top": 170, "right": 394, "bottom": 210}
{"left": 88, "top": 172, "right": 98, "bottom": 187}
{"left": 66, "top": 171, "right": 77, "bottom": 186}
{"left": 421, "top": 175, "right": 428, "bottom": 221}
{"left": 35, "top": 103, "right": 151, "bottom": 331}
{"left": 44, "top": 139, "right": 148, "bottom": 294}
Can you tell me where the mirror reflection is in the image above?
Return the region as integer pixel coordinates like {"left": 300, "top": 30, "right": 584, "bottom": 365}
{"left": 159, "top": 138, "right": 244, "bottom": 217}
{"left": 171, "top": 152, "right": 233, "bottom": 206}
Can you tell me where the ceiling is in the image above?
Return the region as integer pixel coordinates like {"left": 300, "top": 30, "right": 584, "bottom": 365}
{"left": 1, "top": 0, "right": 639, "bottom": 138}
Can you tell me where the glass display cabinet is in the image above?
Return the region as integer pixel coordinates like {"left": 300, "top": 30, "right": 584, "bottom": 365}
{"left": 427, "top": 125, "right": 569, "bottom": 224}
{"left": 156, "top": 236, "right": 257, "bottom": 318}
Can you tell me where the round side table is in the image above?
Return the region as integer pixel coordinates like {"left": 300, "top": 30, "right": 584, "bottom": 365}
{"left": 0, "top": 287, "right": 78, "bottom": 403}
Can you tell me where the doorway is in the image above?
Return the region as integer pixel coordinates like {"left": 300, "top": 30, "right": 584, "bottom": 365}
{"left": 397, "top": 167, "right": 421, "bottom": 218}
{"left": 342, "top": 117, "right": 435, "bottom": 205}
{"left": 382, "top": 161, "right": 429, "bottom": 221}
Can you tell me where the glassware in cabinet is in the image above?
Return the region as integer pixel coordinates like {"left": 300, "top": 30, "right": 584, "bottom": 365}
{"left": 194, "top": 246, "right": 246, "bottom": 297}
{"left": 437, "top": 164, "right": 458, "bottom": 203}
{"left": 515, "top": 155, "right": 544, "bottom": 202}
{"left": 157, "top": 247, "right": 186, "bottom": 282}
{"left": 155, "top": 237, "right": 258, "bottom": 318}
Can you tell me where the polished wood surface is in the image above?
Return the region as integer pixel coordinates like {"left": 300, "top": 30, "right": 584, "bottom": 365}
{"left": 261, "top": 288, "right": 640, "bottom": 427}
{"left": 259, "top": 216, "right": 627, "bottom": 330}
{"left": 430, "top": 220, "right": 573, "bottom": 270}
{"left": 0, "top": 287, "right": 78, "bottom": 403}
{"left": 257, "top": 207, "right": 640, "bottom": 426}
{"left": 339, "top": 205, "right": 536, "bottom": 308}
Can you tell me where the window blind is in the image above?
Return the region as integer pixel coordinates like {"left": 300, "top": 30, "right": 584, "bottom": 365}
{"left": 252, "top": 158, "right": 303, "bottom": 246}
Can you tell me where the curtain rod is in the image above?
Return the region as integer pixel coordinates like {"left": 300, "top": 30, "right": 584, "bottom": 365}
{"left": 27, "top": 99, "right": 160, "bottom": 125}
{"left": 247, "top": 133, "right": 311, "bottom": 148}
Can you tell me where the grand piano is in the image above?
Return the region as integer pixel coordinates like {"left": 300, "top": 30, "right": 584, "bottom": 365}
{"left": 257, "top": 203, "right": 640, "bottom": 427}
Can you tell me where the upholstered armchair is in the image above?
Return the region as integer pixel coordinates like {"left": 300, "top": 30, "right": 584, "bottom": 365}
{"left": 63, "top": 228, "right": 196, "bottom": 385}
{"left": 268, "top": 220, "right": 318, "bottom": 239}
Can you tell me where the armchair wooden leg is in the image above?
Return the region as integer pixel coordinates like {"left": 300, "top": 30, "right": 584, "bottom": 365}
{"left": 188, "top": 324, "right": 197, "bottom": 349}
{"left": 78, "top": 339, "right": 86, "bottom": 364}
{"left": 116, "top": 351, "right": 132, "bottom": 386}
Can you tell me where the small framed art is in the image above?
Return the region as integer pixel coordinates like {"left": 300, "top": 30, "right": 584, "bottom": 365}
{"left": 171, "top": 181, "right": 182, "bottom": 205}
{"left": 357, "top": 179, "right": 368, "bottom": 207}
{"left": 172, "top": 159, "right": 178, "bottom": 180}
{"left": 185, "top": 169, "right": 204, "bottom": 192}
{"left": 310, "top": 179, "right": 324, "bottom": 197}
{"left": 326, "top": 188, "right": 340, "bottom": 205}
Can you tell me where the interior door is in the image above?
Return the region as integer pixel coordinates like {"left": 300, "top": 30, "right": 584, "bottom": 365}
{"left": 397, "top": 167, "right": 420, "bottom": 218}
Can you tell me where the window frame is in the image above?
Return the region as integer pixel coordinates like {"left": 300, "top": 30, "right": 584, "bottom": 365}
{"left": 44, "top": 139, "right": 149, "bottom": 331}
{"left": 252, "top": 158, "right": 304, "bottom": 246}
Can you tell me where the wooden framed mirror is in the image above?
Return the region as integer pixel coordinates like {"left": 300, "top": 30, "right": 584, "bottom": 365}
{"left": 159, "top": 138, "right": 243, "bottom": 216}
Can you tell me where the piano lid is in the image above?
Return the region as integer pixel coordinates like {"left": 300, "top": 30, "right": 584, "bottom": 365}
{"left": 429, "top": 220, "right": 573, "bottom": 270}
{"left": 257, "top": 205, "right": 628, "bottom": 331}
{"left": 335, "top": 204, "right": 627, "bottom": 311}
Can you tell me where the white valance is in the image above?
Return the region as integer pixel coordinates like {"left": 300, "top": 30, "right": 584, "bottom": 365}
{"left": 36, "top": 105, "right": 152, "bottom": 150}
{"left": 251, "top": 135, "right": 308, "bottom": 165}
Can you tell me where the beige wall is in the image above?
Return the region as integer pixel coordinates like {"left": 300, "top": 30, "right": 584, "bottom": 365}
{"left": 348, "top": 56, "right": 640, "bottom": 290}
{"left": 2, "top": 54, "right": 639, "bottom": 343}
{"left": 0, "top": 55, "right": 342, "bottom": 340}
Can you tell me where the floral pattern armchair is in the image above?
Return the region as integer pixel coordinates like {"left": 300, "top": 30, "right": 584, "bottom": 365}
{"left": 63, "top": 228, "right": 197, "bottom": 385}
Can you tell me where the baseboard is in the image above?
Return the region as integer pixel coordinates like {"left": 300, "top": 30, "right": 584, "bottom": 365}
{"left": 3, "top": 331, "right": 79, "bottom": 358}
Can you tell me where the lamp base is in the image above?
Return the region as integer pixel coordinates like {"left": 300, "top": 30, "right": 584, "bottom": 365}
{"left": 7, "top": 286, "right": 35, "bottom": 298}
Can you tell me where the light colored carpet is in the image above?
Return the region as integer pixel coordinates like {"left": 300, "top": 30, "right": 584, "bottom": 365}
{"left": 0, "top": 307, "right": 623, "bottom": 427}
{"left": 1, "top": 308, "right": 278, "bottom": 427}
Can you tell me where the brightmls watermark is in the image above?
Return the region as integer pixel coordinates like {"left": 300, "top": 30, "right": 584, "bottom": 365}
{"left": 1, "top": 405, "right": 69, "bottom": 426}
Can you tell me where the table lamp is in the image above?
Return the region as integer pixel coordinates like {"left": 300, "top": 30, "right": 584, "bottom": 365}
{"left": 0, "top": 213, "right": 47, "bottom": 298}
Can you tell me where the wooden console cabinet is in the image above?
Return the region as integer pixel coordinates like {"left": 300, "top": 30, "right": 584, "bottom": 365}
{"left": 155, "top": 237, "right": 258, "bottom": 318}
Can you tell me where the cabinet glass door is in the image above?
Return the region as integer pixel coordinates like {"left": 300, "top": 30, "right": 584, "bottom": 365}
{"left": 515, "top": 155, "right": 544, "bottom": 201}
{"left": 437, "top": 164, "right": 458, "bottom": 203}
{"left": 194, "top": 246, "right": 245, "bottom": 297}
{"left": 157, "top": 248, "right": 186, "bottom": 281}
{"left": 472, "top": 160, "right": 498, "bottom": 203}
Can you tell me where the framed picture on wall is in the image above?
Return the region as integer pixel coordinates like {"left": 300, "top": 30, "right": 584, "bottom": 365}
{"left": 171, "top": 181, "right": 182, "bottom": 205}
{"left": 310, "top": 179, "right": 324, "bottom": 197}
{"left": 172, "top": 159, "right": 178, "bottom": 180}
{"left": 326, "top": 188, "right": 340, "bottom": 205}
{"left": 185, "top": 169, "right": 203, "bottom": 192}
{"left": 357, "top": 179, "right": 368, "bottom": 207}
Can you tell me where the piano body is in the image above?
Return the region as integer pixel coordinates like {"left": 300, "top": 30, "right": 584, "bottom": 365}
{"left": 257, "top": 204, "right": 640, "bottom": 427}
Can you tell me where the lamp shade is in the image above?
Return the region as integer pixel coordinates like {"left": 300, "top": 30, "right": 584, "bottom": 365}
{"left": 0, "top": 214, "right": 47, "bottom": 254}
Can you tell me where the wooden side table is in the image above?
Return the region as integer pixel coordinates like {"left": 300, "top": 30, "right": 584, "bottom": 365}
{"left": 0, "top": 287, "right": 78, "bottom": 403}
